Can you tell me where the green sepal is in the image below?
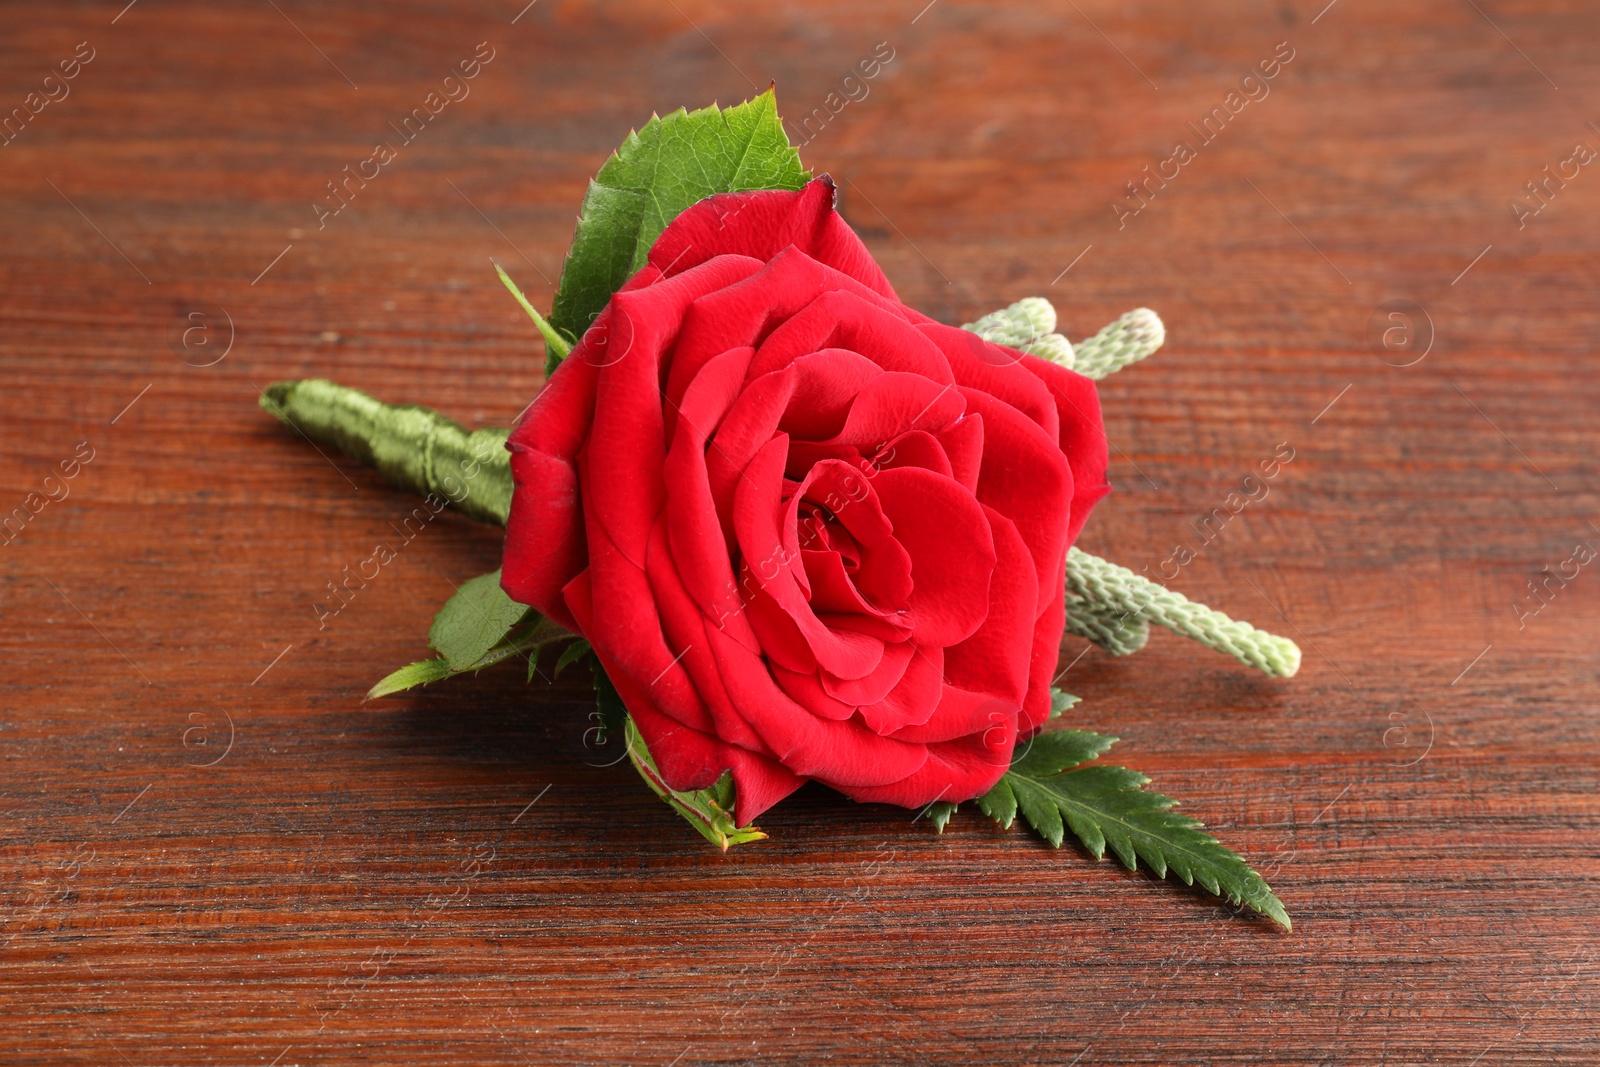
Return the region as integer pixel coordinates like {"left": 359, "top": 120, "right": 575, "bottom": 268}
{"left": 492, "top": 259, "right": 573, "bottom": 375}
{"left": 428, "top": 568, "right": 532, "bottom": 670}
{"left": 552, "top": 637, "right": 592, "bottom": 680}
{"left": 548, "top": 88, "right": 809, "bottom": 341}
{"left": 926, "top": 800, "right": 959, "bottom": 833}
{"left": 612, "top": 686, "right": 764, "bottom": 851}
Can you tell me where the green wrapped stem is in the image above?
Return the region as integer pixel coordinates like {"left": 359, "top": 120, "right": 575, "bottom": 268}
{"left": 964, "top": 296, "right": 1077, "bottom": 369}
{"left": 1066, "top": 548, "right": 1301, "bottom": 677}
{"left": 965, "top": 296, "right": 1057, "bottom": 346}
{"left": 260, "top": 379, "right": 513, "bottom": 527}
{"left": 1073, "top": 307, "right": 1165, "bottom": 380}
{"left": 1064, "top": 592, "right": 1151, "bottom": 656}
{"left": 962, "top": 299, "right": 1168, "bottom": 377}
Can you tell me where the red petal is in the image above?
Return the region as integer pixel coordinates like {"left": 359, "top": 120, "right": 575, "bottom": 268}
{"left": 793, "top": 459, "right": 913, "bottom": 612}
{"left": 957, "top": 387, "right": 1072, "bottom": 601}
{"left": 829, "top": 372, "right": 966, "bottom": 454}
{"left": 700, "top": 624, "right": 928, "bottom": 787}
{"left": 873, "top": 429, "right": 953, "bottom": 480}
{"left": 707, "top": 351, "right": 882, "bottom": 534}
{"left": 915, "top": 322, "right": 1060, "bottom": 440}
{"left": 940, "top": 507, "right": 1036, "bottom": 706}
{"left": 872, "top": 467, "right": 997, "bottom": 647}
{"left": 586, "top": 255, "right": 763, "bottom": 571}
{"left": 580, "top": 543, "right": 804, "bottom": 827}
{"left": 618, "top": 665, "right": 805, "bottom": 826}
{"left": 662, "top": 345, "right": 758, "bottom": 637}
{"left": 856, "top": 644, "right": 944, "bottom": 734}
{"left": 1020, "top": 585, "right": 1064, "bottom": 734}
{"left": 647, "top": 176, "right": 897, "bottom": 299}
{"left": 501, "top": 345, "right": 602, "bottom": 628}
{"left": 726, "top": 751, "right": 807, "bottom": 827}
{"left": 935, "top": 413, "right": 984, "bottom": 493}
{"left": 1019, "top": 355, "right": 1113, "bottom": 544}
{"left": 769, "top": 663, "right": 858, "bottom": 721}
{"left": 664, "top": 246, "right": 907, "bottom": 435}
{"left": 819, "top": 637, "right": 915, "bottom": 706}
{"left": 732, "top": 440, "right": 886, "bottom": 680}
{"left": 842, "top": 719, "right": 1015, "bottom": 807}
{"left": 749, "top": 290, "right": 954, "bottom": 383}
{"left": 646, "top": 517, "right": 772, "bottom": 754}
{"left": 888, "top": 683, "right": 1018, "bottom": 746}
{"left": 578, "top": 459, "right": 715, "bottom": 735}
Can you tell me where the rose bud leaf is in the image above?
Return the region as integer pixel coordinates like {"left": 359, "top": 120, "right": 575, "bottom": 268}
{"left": 548, "top": 87, "right": 809, "bottom": 345}
{"left": 925, "top": 800, "right": 960, "bottom": 834}
{"left": 366, "top": 657, "right": 456, "bottom": 701}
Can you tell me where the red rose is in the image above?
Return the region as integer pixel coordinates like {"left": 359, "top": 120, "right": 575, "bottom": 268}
{"left": 503, "top": 177, "right": 1109, "bottom": 825}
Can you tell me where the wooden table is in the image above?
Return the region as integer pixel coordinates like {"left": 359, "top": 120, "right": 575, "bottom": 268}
{"left": 4, "top": 1, "right": 1597, "bottom": 1062}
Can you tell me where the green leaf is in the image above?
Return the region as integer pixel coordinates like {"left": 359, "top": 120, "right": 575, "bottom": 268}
{"left": 978, "top": 727, "right": 1115, "bottom": 829}
{"left": 1011, "top": 728, "right": 1117, "bottom": 778}
{"left": 548, "top": 88, "right": 809, "bottom": 341}
{"left": 976, "top": 775, "right": 1018, "bottom": 830}
{"left": 369, "top": 613, "right": 573, "bottom": 700}
{"left": 926, "top": 800, "right": 959, "bottom": 833}
{"left": 492, "top": 259, "right": 572, "bottom": 371}
{"left": 979, "top": 747, "right": 1290, "bottom": 929}
{"left": 364, "top": 643, "right": 520, "bottom": 701}
{"left": 366, "top": 657, "right": 456, "bottom": 700}
{"left": 428, "top": 569, "right": 532, "bottom": 670}
{"left": 612, "top": 685, "right": 765, "bottom": 851}
{"left": 1049, "top": 688, "right": 1081, "bottom": 720}
{"left": 553, "top": 638, "right": 593, "bottom": 679}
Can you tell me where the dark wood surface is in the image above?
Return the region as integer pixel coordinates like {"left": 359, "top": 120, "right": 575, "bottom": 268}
{"left": 4, "top": 1, "right": 1598, "bottom": 1063}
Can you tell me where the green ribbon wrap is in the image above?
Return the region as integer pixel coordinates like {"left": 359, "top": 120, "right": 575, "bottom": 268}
{"left": 260, "top": 379, "right": 513, "bottom": 527}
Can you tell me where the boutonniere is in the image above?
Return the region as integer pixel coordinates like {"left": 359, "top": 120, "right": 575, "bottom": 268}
{"left": 262, "top": 90, "right": 1299, "bottom": 929}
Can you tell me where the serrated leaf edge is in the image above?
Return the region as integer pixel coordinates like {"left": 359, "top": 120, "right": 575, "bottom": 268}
{"left": 999, "top": 764, "right": 1291, "bottom": 929}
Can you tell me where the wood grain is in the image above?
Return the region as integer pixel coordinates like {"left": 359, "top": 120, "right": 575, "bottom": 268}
{"left": 3, "top": 1, "right": 1598, "bottom": 1063}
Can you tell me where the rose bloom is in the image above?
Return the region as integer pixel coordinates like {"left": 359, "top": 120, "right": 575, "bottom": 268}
{"left": 503, "top": 177, "right": 1109, "bottom": 826}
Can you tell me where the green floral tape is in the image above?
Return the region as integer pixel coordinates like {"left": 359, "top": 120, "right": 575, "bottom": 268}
{"left": 964, "top": 296, "right": 1076, "bottom": 370}
{"left": 1066, "top": 547, "right": 1301, "bottom": 677}
{"left": 1064, "top": 592, "right": 1151, "bottom": 656}
{"left": 259, "top": 379, "right": 513, "bottom": 527}
{"left": 1072, "top": 307, "right": 1165, "bottom": 380}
